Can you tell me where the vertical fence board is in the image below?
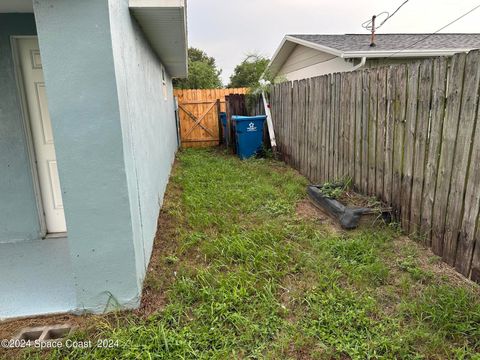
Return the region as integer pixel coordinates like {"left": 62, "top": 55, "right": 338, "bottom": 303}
{"left": 376, "top": 68, "right": 387, "bottom": 200}
{"left": 304, "top": 79, "right": 309, "bottom": 176}
{"left": 316, "top": 79, "right": 322, "bottom": 179}
{"left": 342, "top": 73, "right": 350, "bottom": 180}
{"left": 348, "top": 72, "right": 357, "bottom": 181}
{"left": 287, "top": 82, "right": 292, "bottom": 163}
{"left": 368, "top": 69, "right": 378, "bottom": 195}
{"left": 276, "top": 84, "right": 283, "bottom": 156}
{"left": 316, "top": 77, "right": 324, "bottom": 182}
{"left": 277, "top": 84, "right": 283, "bottom": 158}
{"left": 355, "top": 72, "right": 363, "bottom": 187}
{"left": 293, "top": 81, "right": 300, "bottom": 168}
{"left": 308, "top": 79, "right": 314, "bottom": 180}
{"left": 361, "top": 70, "right": 370, "bottom": 193}
{"left": 338, "top": 73, "right": 347, "bottom": 179}
{"left": 306, "top": 79, "right": 312, "bottom": 180}
{"left": 401, "top": 62, "right": 420, "bottom": 232}
{"left": 318, "top": 77, "right": 324, "bottom": 181}
{"left": 299, "top": 80, "right": 305, "bottom": 174}
{"left": 284, "top": 83, "right": 289, "bottom": 159}
{"left": 290, "top": 81, "right": 296, "bottom": 167}
{"left": 273, "top": 85, "right": 279, "bottom": 154}
{"left": 325, "top": 75, "right": 332, "bottom": 180}
{"left": 331, "top": 75, "right": 337, "bottom": 179}
{"left": 329, "top": 75, "right": 335, "bottom": 180}
{"left": 392, "top": 65, "right": 407, "bottom": 219}
{"left": 320, "top": 76, "right": 328, "bottom": 182}
{"left": 303, "top": 80, "right": 308, "bottom": 177}
{"left": 334, "top": 73, "right": 341, "bottom": 179}
{"left": 310, "top": 79, "right": 316, "bottom": 180}
{"left": 432, "top": 53, "right": 466, "bottom": 257}
{"left": 300, "top": 79, "right": 308, "bottom": 175}
{"left": 314, "top": 77, "right": 321, "bottom": 182}
{"left": 420, "top": 58, "right": 448, "bottom": 245}
{"left": 286, "top": 82, "right": 292, "bottom": 164}
{"left": 383, "top": 67, "right": 395, "bottom": 205}
{"left": 284, "top": 82, "right": 290, "bottom": 164}
{"left": 410, "top": 59, "right": 433, "bottom": 236}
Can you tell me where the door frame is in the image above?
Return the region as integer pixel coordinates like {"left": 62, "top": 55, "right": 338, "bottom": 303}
{"left": 10, "top": 35, "right": 48, "bottom": 238}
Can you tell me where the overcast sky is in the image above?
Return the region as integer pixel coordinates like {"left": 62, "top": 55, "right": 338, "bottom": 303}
{"left": 187, "top": 0, "right": 480, "bottom": 85}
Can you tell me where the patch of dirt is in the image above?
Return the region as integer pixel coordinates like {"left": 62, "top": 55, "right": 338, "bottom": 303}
{"left": 295, "top": 198, "right": 335, "bottom": 225}
{"left": 375, "top": 234, "right": 480, "bottom": 319}
{"left": 134, "top": 163, "right": 186, "bottom": 317}
{"left": 392, "top": 236, "right": 480, "bottom": 292}
{"left": 296, "top": 198, "right": 343, "bottom": 233}
{"left": 296, "top": 198, "right": 327, "bottom": 220}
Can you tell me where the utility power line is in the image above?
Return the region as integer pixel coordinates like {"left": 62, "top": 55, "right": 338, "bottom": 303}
{"left": 362, "top": 0, "right": 410, "bottom": 31}
{"left": 385, "top": 3, "right": 480, "bottom": 58}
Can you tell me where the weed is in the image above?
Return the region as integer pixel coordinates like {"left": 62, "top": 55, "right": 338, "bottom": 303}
{"left": 397, "top": 256, "right": 433, "bottom": 283}
{"left": 317, "top": 181, "right": 348, "bottom": 199}
{"left": 164, "top": 255, "right": 179, "bottom": 265}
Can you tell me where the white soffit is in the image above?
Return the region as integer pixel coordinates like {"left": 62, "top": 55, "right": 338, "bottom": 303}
{"left": 129, "top": 0, "right": 188, "bottom": 78}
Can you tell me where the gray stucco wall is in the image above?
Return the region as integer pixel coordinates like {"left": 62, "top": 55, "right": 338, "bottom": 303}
{"left": 108, "top": 0, "right": 178, "bottom": 286}
{"left": 33, "top": 0, "right": 141, "bottom": 312}
{"left": 0, "top": 14, "right": 41, "bottom": 243}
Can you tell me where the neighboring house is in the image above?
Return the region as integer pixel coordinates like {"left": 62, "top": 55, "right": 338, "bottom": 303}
{"left": 0, "top": 0, "right": 187, "bottom": 319}
{"left": 267, "top": 33, "right": 480, "bottom": 81}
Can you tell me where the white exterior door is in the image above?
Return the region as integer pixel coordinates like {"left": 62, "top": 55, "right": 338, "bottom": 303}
{"left": 18, "top": 38, "right": 67, "bottom": 234}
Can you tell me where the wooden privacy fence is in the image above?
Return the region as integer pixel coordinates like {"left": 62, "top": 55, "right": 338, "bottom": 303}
{"left": 224, "top": 94, "right": 248, "bottom": 150}
{"left": 174, "top": 88, "right": 248, "bottom": 147}
{"left": 270, "top": 50, "right": 480, "bottom": 282}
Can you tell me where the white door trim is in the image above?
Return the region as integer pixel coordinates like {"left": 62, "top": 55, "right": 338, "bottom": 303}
{"left": 11, "top": 35, "right": 47, "bottom": 238}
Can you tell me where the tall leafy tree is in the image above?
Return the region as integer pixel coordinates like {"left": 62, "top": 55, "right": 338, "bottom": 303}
{"left": 173, "top": 47, "right": 222, "bottom": 89}
{"left": 188, "top": 47, "right": 216, "bottom": 67}
{"left": 228, "top": 54, "right": 270, "bottom": 88}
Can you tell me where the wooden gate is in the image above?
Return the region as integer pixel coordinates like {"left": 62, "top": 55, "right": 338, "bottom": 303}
{"left": 175, "top": 88, "right": 248, "bottom": 148}
{"left": 177, "top": 99, "right": 220, "bottom": 147}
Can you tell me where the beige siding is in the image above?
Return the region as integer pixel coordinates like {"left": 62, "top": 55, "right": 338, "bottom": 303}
{"left": 277, "top": 44, "right": 355, "bottom": 81}
{"left": 278, "top": 44, "right": 336, "bottom": 74}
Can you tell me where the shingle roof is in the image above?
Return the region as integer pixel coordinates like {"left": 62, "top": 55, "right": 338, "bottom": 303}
{"left": 289, "top": 33, "right": 480, "bottom": 53}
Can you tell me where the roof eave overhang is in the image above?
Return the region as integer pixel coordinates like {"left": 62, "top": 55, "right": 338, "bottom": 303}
{"left": 343, "top": 48, "right": 475, "bottom": 58}
{"left": 129, "top": 0, "right": 188, "bottom": 78}
{"left": 265, "top": 35, "right": 480, "bottom": 79}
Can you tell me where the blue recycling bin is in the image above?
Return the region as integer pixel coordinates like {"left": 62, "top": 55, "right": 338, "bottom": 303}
{"left": 232, "top": 115, "right": 267, "bottom": 159}
{"left": 220, "top": 112, "right": 227, "bottom": 144}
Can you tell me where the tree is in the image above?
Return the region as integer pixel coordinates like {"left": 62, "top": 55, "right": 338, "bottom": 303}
{"left": 187, "top": 47, "right": 216, "bottom": 67}
{"left": 228, "top": 54, "right": 270, "bottom": 88}
{"left": 173, "top": 47, "right": 222, "bottom": 89}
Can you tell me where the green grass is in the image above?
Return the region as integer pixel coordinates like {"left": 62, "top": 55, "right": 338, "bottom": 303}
{"left": 26, "top": 148, "right": 480, "bottom": 359}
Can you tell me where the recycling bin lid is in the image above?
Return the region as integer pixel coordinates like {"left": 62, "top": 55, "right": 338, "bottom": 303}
{"left": 232, "top": 115, "right": 267, "bottom": 122}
